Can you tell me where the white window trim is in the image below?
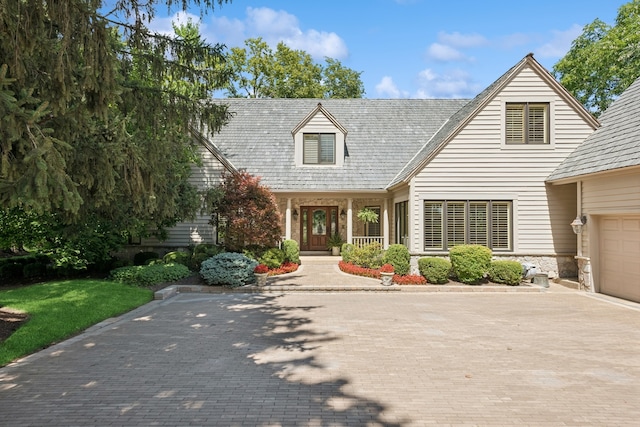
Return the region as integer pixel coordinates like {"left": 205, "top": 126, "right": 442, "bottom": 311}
{"left": 500, "top": 97, "right": 555, "bottom": 149}
{"left": 294, "top": 126, "right": 345, "bottom": 167}
{"left": 418, "top": 193, "right": 519, "bottom": 253}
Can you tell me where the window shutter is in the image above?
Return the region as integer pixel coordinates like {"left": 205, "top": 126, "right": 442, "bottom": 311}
{"left": 491, "top": 202, "right": 511, "bottom": 250}
{"left": 506, "top": 104, "right": 524, "bottom": 144}
{"left": 319, "top": 134, "right": 335, "bottom": 163}
{"left": 469, "top": 202, "right": 488, "bottom": 246}
{"left": 528, "top": 104, "right": 547, "bottom": 143}
{"left": 446, "top": 202, "right": 465, "bottom": 247}
{"left": 303, "top": 134, "right": 318, "bottom": 164}
{"left": 424, "top": 202, "right": 443, "bottom": 250}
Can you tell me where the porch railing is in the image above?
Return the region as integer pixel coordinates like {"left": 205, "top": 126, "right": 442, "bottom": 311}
{"left": 351, "top": 236, "right": 384, "bottom": 248}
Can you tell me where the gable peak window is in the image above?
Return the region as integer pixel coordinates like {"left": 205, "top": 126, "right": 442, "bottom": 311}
{"left": 506, "top": 102, "right": 549, "bottom": 144}
{"left": 303, "top": 133, "right": 335, "bottom": 164}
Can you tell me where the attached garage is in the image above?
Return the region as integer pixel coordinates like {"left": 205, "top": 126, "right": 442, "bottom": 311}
{"left": 599, "top": 216, "right": 640, "bottom": 303}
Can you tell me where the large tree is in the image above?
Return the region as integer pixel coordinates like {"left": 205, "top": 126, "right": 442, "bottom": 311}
{"left": 0, "top": 1, "right": 233, "bottom": 265}
{"left": 1, "top": 1, "right": 231, "bottom": 220}
{"left": 553, "top": 0, "right": 640, "bottom": 116}
{"left": 224, "top": 37, "right": 365, "bottom": 98}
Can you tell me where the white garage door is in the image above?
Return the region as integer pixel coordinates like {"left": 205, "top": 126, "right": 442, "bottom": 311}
{"left": 599, "top": 216, "right": 640, "bottom": 303}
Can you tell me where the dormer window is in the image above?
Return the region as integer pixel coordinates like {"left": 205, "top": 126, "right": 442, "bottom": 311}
{"left": 303, "top": 133, "right": 335, "bottom": 164}
{"left": 293, "top": 103, "right": 347, "bottom": 167}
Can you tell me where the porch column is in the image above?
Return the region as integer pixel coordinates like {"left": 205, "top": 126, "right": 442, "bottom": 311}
{"left": 383, "top": 199, "right": 389, "bottom": 249}
{"left": 285, "top": 198, "right": 292, "bottom": 240}
{"left": 347, "top": 198, "right": 353, "bottom": 244}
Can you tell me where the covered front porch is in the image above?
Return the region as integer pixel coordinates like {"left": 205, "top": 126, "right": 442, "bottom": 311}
{"left": 277, "top": 194, "right": 394, "bottom": 251}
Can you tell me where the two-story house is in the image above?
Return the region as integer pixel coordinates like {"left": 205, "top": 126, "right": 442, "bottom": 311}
{"left": 142, "top": 54, "right": 599, "bottom": 281}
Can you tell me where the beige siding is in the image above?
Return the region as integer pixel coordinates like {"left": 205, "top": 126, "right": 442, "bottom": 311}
{"left": 581, "top": 168, "right": 640, "bottom": 257}
{"left": 411, "top": 66, "right": 593, "bottom": 255}
{"left": 306, "top": 113, "right": 339, "bottom": 130}
{"left": 142, "top": 145, "right": 227, "bottom": 247}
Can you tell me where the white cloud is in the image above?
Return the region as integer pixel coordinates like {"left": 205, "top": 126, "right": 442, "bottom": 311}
{"left": 415, "top": 68, "right": 480, "bottom": 99}
{"left": 535, "top": 24, "right": 583, "bottom": 58}
{"left": 149, "top": 11, "right": 202, "bottom": 36}
{"left": 246, "top": 7, "right": 299, "bottom": 37}
{"left": 375, "top": 76, "right": 406, "bottom": 98}
{"left": 437, "top": 31, "right": 488, "bottom": 48}
{"left": 207, "top": 15, "right": 246, "bottom": 46}
{"left": 201, "top": 7, "right": 349, "bottom": 59}
{"left": 426, "top": 32, "right": 487, "bottom": 62}
{"left": 427, "top": 43, "right": 465, "bottom": 61}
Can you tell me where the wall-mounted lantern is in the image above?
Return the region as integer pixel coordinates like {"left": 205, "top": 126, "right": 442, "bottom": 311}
{"left": 571, "top": 215, "right": 587, "bottom": 235}
{"left": 340, "top": 209, "right": 346, "bottom": 220}
{"left": 292, "top": 209, "right": 298, "bottom": 221}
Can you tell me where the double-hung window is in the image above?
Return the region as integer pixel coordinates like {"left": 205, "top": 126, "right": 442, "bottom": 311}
{"left": 506, "top": 103, "right": 549, "bottom": 144}
{"left": 303, "top": 133, "right": 335, "bottom": 164}
{"left": 424, "top": 200, "right": 512, "bottom": 251}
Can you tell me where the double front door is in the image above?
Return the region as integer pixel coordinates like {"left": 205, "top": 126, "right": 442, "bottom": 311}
{"left": 299, "top": 206, "right": 339, "bottom": 251}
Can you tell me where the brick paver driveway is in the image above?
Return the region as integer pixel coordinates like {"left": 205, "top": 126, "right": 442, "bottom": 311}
{"left": 1, "top": 291, "right": 639, "bottom": 426}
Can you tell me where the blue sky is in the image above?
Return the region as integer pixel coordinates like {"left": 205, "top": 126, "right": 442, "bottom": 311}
{"left": 148, "top": 0, "right": 628, "bottom": 99}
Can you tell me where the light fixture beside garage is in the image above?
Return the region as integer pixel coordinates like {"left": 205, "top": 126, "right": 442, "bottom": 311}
{"left": 571, "top": 215, "right": 587, "bottom": 234}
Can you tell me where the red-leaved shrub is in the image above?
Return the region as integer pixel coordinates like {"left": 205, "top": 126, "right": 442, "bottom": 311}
{"left": 268, "top": 262, "right": 299, "bottom": 276}
{"left": 254, "top": 264, "right": 269, "bottom": 274}
{"left": 338, "top": 261, "right": 380, "bottom": 278}
{"left": 380, "top": 263, "right": 395, "bottom": 273}
{"left": 393, "top": 274, "right": 427, "bottom": 285}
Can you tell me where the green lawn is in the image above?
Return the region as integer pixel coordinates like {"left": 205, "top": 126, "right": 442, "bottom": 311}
{"left": 0, "top": 279, "right": 153, "bottom": 366}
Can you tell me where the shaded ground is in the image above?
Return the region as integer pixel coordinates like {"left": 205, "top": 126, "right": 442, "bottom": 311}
{"left": 0, "top": 308, "right": 28, "bottom": 343}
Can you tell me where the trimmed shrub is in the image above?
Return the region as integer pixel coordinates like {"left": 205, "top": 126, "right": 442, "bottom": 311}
{"left": 489, "top": 260, "right": 523, "bottom": 286}
{"left": 350, "top": 242, "right": 384, "bottom": 269}
{"left": 193, "top": 243, "right": 224, "bottom": 257}
{"left": 260, "top": 248, "right": 286, "bottom": 269}
{"left": 418, "top": 257, "right": 452, "bottom": 284}
{"left": 163, "top": 251, "right": 191, "bottom": 267}
{"left": 341, "top": 243, "right": 355, "bottom": 263}
{"left": 133, "top": 251, "right": 159, "bottom": 266}
{"left": 449, "top": 245, "right": 492, "bottom": 284}
{"left": 200, "top": 252, "right": 258, "bottom": 287}
{"left": 23, "top": 262, "right": 47, "bottom": 278}
{"left": 382, "top": 244, "right": 411, "bottom": 275}
{"left": 110, "top": 263, "right": 192, "bottom": 286}
{"left": 282, "top": 240, "right": 300, "bottom": 265}
{"left": 0, "top": 262, "right": 24, "bottom": 281}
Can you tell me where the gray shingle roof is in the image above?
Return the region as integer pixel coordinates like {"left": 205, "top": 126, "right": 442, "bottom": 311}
{"left": 208, "top": 98, "right": 468, "bottom": 191}
{"left": 548, "top": 76, "right": 640, "bottom": 181}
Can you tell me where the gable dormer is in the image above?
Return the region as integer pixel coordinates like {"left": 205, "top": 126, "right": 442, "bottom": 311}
{"left": 292, "top": 103, "right": 347, "bottom": 167}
